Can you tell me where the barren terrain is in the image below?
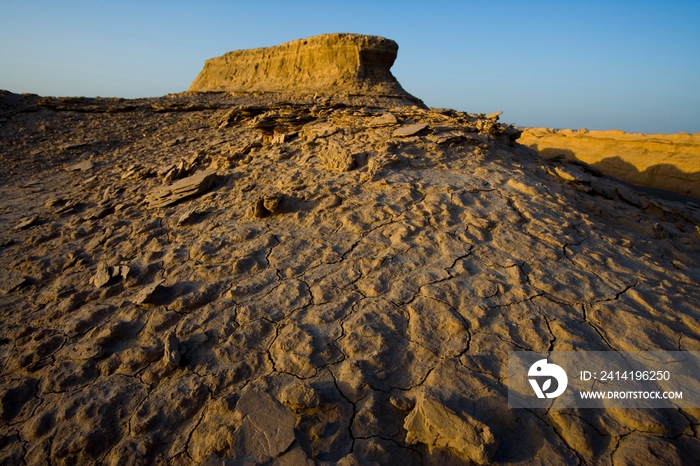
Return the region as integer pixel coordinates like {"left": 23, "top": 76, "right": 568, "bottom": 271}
{"left": 519, "top": 128, "right": 700, "bottom": 198}
{"left": 2, "top": 33, "right": 700, "bottom": 465}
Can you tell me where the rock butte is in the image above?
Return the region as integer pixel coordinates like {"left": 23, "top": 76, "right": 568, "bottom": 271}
{"left": 189, "top": 33, "right": 423, "bottom": 106}
{"left": 1, "top": 34, "right": 700, "bottom": 465}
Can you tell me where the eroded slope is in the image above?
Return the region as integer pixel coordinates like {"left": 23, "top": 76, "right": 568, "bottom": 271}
{"left": 1, "top": 92, "right": 700, "bottom": 465}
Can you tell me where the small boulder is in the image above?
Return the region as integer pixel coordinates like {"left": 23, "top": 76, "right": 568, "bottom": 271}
{"left": 1, "top": 275, "right": 30, "bottom": 294}
{"left": 249, "top": 194, "right": 284, "bottom": 218}
{"left": 280, "top": 383, "right": 321, "bottom": 410}
{"left": 404, "top": 391, "right": 496, "bottom": 465}
{"left": 319, "top": 146, "right": 355, "bottom": 172}
{"left": 13, "top": 215, "right": 40, "bottom": 231}
{"left": 163, "top": 332, "right": 181, "bottom": 367}
{"left": 65, "top": 160, "right": 94, "bottom": 172}
{"left": 134, "top": 279, "right": 165, "bottom": 306}
{"left": 90, "top": 262, "right": 130, "bottom": 288}
{"left": 147, "top": 169, "right": 217, "bottom": 208}
{"left": 368, "top": 113, "right": 397, "bottom": 127}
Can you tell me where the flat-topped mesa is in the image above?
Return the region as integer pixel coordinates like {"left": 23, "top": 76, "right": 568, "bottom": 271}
{"left": 189, "top": 33, "right": 420, "bottom": 102}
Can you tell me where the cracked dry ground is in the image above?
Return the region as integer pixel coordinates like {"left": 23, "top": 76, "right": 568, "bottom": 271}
{"left": 1, "top": 92, "right": 700, "bottom": 465}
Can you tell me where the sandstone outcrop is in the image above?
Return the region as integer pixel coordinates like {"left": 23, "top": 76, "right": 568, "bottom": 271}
{"left": 520, "top": 127, "right": 700, "bottom": 198}
{"left": 189, "top": 33, "right": 423, "bottom": 106}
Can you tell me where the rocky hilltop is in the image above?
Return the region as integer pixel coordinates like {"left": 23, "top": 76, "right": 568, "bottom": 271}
{"left": 1, "top": 36, "right": 700, "bottom": 465}
{"left": 520, "top": 128, "right": 700, "bottom": 198}
{"left": 189, "top": 33, "right": 421, "bottom": 106}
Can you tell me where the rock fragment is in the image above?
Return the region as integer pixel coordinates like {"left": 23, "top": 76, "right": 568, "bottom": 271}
{"left": 90, "top": 262, "right": 129, "bottom": 288}
{"left": 13, "top": 215, "right": 39, "bottom": 230}
{"left": 163, "top": 332, "right": 181, "bottom": 367}
{"left": 428, "top": 129, "right": 481, "bottom": 145}
{"left": 251, "top": 111, "right": 314, "bottom": 133}
{"left": 114, "top": 265, "right": 130, "bottom": 280}
{"left": 616, "top": 184, "right": 648, "bottom": 208}
{"left": 404, "top": 392, "right": 496, "bottom": 465}
{"left": 159, "top": 153, "right": 201, "bottom": 183}
{"left": 46, "top": 197, "right": 79, "bottom": 215}
{"left": 229, "top": 386, "right": 296, "bottom": 463}
{"left": 188, "top": 329, "right": 208, "bottom": 344}
{"left": 120, "top": 163, "right": 150, "bottom": 180}
{"left": 147, "top": 169, "right": 217, "bottom": 208}
{"left": 91, "top": 262, "right": 112, "bottom": 288}
{"left": 368, "top": 112, "right": 397, "bottom": 127}
{"left": 66, "top": 342, "right": 104, "bottom": 360}
{"left": 366, "top": 153, "right": 401, "bottom": 178}
{"left": 319, "top": 146, "right": 355, "bottom": 172}
{"left": 134, "top": 279, "right": 165, "bottom": 306}
{"left": 65, "top": 160, "right": 94, "bottom": 171}
{"left": 392, "top": 122, "right": 428, "bottom": 137}
{"left": 553, "top": 164, "right": 591, "bottom": 184}
{"left": 249, "top": 194, "right": 284, "bottom": 218}
{"left": 305, "top": 124, "right": 338, "bottom": 141}
{"left": 263, "top": 195, "right": 283, "bottom": 214}
{"left": 1, "top": 275, "right": 30, "bottom": 294}
{"left": 270, "top": 444, "right": 315, "bottom": 466}
{"left": 280, "top": 383, "right": 321, "bottom": 410}
{"left": 176, "top": 208, "right": 200, "bottom": 226}
{"left": 390, "top": 393, "right": 415, "bottom": 411}
{"left": 86, "top": 202, "right": 114, "bottom": 220}
{"left": 485, "top": 110, "right": 503, "bottom": 120}
{"left": 162, "top": 161, "right": 188, "bottom": 184}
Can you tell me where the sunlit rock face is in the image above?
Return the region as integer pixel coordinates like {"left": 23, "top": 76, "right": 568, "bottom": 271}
{"left": 520, "top": 128, "right": 700, "bottom": 198}
{"left": 189, "top": 33, "right": 413, "bottom": 97}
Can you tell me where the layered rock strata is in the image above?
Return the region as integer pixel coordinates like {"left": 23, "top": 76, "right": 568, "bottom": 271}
{"left": 189, "top": 33, "right": 423, "bottom": 106}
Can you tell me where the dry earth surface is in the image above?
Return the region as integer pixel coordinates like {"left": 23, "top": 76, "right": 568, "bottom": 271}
{"left": 2, "top": 34, "right": 700, "bottom": 466}
{"left": 519, "top": 128, "right": 700, "bottom": 198}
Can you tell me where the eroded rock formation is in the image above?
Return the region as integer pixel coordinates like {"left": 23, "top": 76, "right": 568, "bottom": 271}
{"left": 520, "top": 127, "right": 700, "bottom": 198}
{"left": 189, "top": 33, "right": 422, "bottom": 106}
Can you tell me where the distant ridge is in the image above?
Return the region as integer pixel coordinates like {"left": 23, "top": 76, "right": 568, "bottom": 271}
{"left": 520, "top": 127, "right": 700, "bottom": 198}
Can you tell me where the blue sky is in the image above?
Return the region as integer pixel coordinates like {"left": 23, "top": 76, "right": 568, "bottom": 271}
{"left": 1, "top": 1, "right": 698, "bottom": 133}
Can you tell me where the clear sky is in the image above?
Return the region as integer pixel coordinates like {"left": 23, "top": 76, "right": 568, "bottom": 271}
{"left": 1, "top": 1, "right": 698, "bottom": 133}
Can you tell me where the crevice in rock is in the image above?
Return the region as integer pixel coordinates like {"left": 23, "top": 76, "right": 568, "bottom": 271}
{"left": 526, "top": 408, "right": 585, "bottom": 466}
{"left": 329, "top": 367, "right": 357, "bottom": 451}
{"left": 580, "top": 303, "right": 617, "bottom": 351}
